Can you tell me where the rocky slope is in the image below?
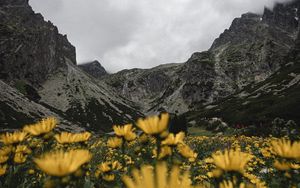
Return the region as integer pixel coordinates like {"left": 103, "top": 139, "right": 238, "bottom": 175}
{"left": 102, "top": 0, "right": 300, "bottom": 115}
{"left": 187, "top": 30, "right": 300, "bottom": 126}
{"left": 0, "top": 0, "right": 143, "bottom": 132}
{"left": 78, "top": 60, "right": 107, "bottom": 79}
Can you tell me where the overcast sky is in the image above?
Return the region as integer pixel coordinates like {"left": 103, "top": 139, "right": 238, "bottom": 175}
{"left": 30, "top": 0, "right": 292, "bottom": 73}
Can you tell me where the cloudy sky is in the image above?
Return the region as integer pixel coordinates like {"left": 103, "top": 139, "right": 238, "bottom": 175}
{"left": 30, "top": 0, "right": 292, "bottom": 73}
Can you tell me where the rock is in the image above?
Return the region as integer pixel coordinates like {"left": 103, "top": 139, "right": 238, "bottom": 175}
{"left": 78, "top": 60, "right": 107, "bottom": 79}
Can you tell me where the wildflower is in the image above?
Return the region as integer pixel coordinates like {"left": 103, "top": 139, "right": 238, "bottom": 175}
{"left": 34, "top": 149, "right": 91, "bottom": 176}
{"left": 0, "top": 146, "right": 12, "bottom": 156}
{"left": 271, "top": 139, "right": 300, "bottom": 159}
{"left": 107, "top": 137, "right": 123, "bottom": 149}
{"left": 113, "top": 124, "right": 137, "bottom": 141}
{"left": 153, "top": 146, "right": 172, "bottom": 159}
{"left": 219, "top": 180, "right": 247, "bottom": 188}
{"left": 122, "top": 162, "right": 201, "bottom": 188}
{"left": 54, "top": 132, "right": 91, "bottom": 144}
{"left": 14, "top": 152, "right": 27, "bottom": 163}
{"left": 161, "top": 132, "right": 185, "bottom": 146}
{"left": 0, "top": 131, "right": 27, "bottom": 145}
{"left": 211, "top": 149, "right": 253, "bottom": 174}
{"left": 23, "top": 117, "right": 57, "bottom": 136}
{"left": 177, "top": 144, "right": 197, "bottom": 162}
{"left": 0, "top": 165, "right": 7, "bottom": 176}
{"left": 103, "top": 174, "right": 115, "bottom": 181}
{"left": 136, "top": 113, "right": 169, "bottom": 135}
{"left": 0, "top": 155, "right": 8, "bottom": 164}
{"left": 15, "top": 145, "right": 32, "bottom": 154}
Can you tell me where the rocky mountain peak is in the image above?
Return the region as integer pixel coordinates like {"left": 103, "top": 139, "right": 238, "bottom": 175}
{"left": 0, "top": 0, "right": 76, "bottom": 86}
{"left": 78, "top": 60, "right": 107, "bottom": 79}
{"left": 262, "top": 0, "right": 299, "bottom": 33}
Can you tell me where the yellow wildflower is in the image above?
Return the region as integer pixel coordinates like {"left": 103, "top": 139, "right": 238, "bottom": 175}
{"left": 211, "top": 149, "right": 253, "bottom": 174}
{"left": 271, "top": 139, "right": 300, "bottom": 159}
{"left": 14, "top": 152, "right": 27, "bottom": 163}
{"left": 107, "top": 137, "right": 123, "bottom": 149}
{"left": 103, "top": 174, "right": 115, "bottom": 181}
{"left": 219, "top": 180, "right": 248, "bottom": 188}
{"left": 153, "top": 146, "right": 172, "bottom": 159}
{"left": 122, "top": 162, "right": 201, "bottom": 188}
{"left": 0, "top": 131, "right": 27, "bottom": 145}
{"left": 15, "top": 145, "right": 32, "bottom": 154}
{"left": 177, "top": 144, "right": 197, "bottom": 162}
{"left": 23, "top": 117, "right": 57, "bottom": 136}
{"left": 34, "top": 149, "right": 91, "bottom": 176}
{"left": 0, "top": 146, "right": 12, "bottom": 155}
{"left": 0, "top": 165, "right": 7, "bottom": 176}
{"left": 136, "top": 113, "right": 169, "bottom": 135}
{"left": 0, "top": 155, "right": 8, "bottom": 164}
{"left": 98, "top": 162, "right": 111, "bottom": 173}
{"left": 113, "top": 124, "right": 137, "bottom": 141}
{"left": 161, "top": 132, "right": 185, "bottom": 146}
{"left": 54, "top": 132, "right": 91, "bottom": 144}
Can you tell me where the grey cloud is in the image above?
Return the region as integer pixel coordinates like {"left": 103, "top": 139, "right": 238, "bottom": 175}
{"left": 29, "top": 0, "right": 294, "bottom": 72}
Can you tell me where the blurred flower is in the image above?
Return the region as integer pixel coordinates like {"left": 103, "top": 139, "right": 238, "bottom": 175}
{"left": 162, "top": 132, "right": 185, "bottom": 146}
{"left": 14, "top": 152, "right": 27, "bottom": 163}
{"left": 122, "top": 162, "right": 201, "bottom": 188}
{"left": 0, "top": 131, "right": 27, "bottom": 145}
{"left": 177, "top": 144, "right": 197, "bottom": 162}
{"left": 0, "top": 165, "right": 7, "bottom": 176}
{"left": 153, "top": 146, "right": 172, "bottom": 159}
{"left": 0, "top": 146, "right": 12, "bottom": 156}
{"left": 103, "top": 174, "right": 115, "bottom": 181}
{"left": 107, "top": 137, "right": 123, "bottom": 149}
{"left": 54, "top": 132, "right": 91, "bottom": 144}
{"left": 271, "top": 139, "right": 300, "bottom": 159}
{"left": 15, "top": 145, "right": 32, "bottom": 154}
{"left": 136, "top": 113, "right": 169, "bottom": 135}
{"left": 0, "top": 155, "right": 8, "bottom": 164}
{"left": 23, "top": 117, "right": 57, "bottom": 136}
{"left": 34, "top": 149, "right": 91, "bottom": 176}
{"left": 211, "top": 149, "right": 253, "bottom": 174}
{"left": 113, "top": 124, "right": 137, "bottom": 141}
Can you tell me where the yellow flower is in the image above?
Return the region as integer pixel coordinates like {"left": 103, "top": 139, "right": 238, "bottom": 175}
{"left": 23, "top": 117, "right": 57, "bottom": 136}
{"left": 0, "top": 146, "right": 12, "bottom": 155}
{"left": 14, "top": 152, "right": 27, "bottom": 163}
{"left": 113, "top": 124, "right": 137, "bottom": 141}
{"left": 34, "top": 149, "right": 92, "bottom": 176}
{"left": 207, "top": 169, "right": 223, "bottom": 178}
{"left": 271, "top": 139, "right": 300, "bottom": 159}
{"left": 98, "top": 162, "right": 111, "bottom": 173}
{"left": 177, "top": 144, "right": 197, "bottom": 162}
{"left": 219, "top": 180, "right": 248, "bottom": 188}
{"left": 15, "top": 145, "right": 32, "bottom": 154}
{"left": 122, "top": 162, "right": 202, "bottom": 188}
{"left": 107, "top": 137, "right": 123, "bottom": 149}
{"left": 103, "top": 174, "right": 115, "bottom": 181}
{"left": 0, "top": 131, "right": 27, "bottom": 145}
{"left": 211, "top": 149, "right": 253, "bottom": 174}
{"left": 161, "top": 132, "right": 185, "bottom": 146}
{"left": 0, "top": 165, "right": 7, "bottom": 176}
{"left": 54, "top": 132, "right": 91, "bottom": 144}
{"left": 136, "top": 113, "right": 169, "bottom": 135}
{"left": 0, "top": 155, "right": 8, "bottom": 164}
{"left": 153, "top": 146, "right": 172, "bottom": 159}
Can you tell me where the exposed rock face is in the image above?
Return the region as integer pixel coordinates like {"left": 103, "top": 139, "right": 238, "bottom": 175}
{"left": 0, "top": 0, "right": 76, "bottom": 86}
{"left": 0, "top": 0, "right": 143, "bottom": 132}
{"left": 78, "top": 60, "right": 107, "bottom": 79}
{"left": 103, "top": 0, "right": 300, "bottom": 115}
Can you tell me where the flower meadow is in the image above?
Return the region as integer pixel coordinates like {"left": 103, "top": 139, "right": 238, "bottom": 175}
{"left": 0, "top": 115, "right": 299, "bottom": 188}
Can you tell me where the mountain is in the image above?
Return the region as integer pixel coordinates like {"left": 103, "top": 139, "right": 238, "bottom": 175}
{"left": 102, "top": 0, "right": 300, "bottom": 117}
{"left": 0, "top": 0, "right": 143, "bottom": 132}
{"left": 78, "top": 60, "right": 107, "bottom": 79}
